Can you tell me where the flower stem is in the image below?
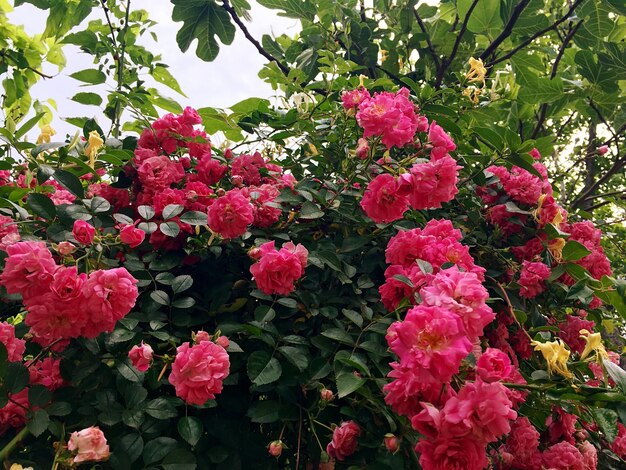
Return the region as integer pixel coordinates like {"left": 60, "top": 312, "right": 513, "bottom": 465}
{"left": 0, "top": 426, "right": 29, "bottom": 462}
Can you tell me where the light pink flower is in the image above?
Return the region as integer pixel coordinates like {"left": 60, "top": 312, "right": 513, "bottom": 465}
{"left": 428, "top": 121, "right": 456, "bottom": 160}
{"left": 342, "top": 88, "right": 370, "bottom": 109}
{"left": 169, "top": 340, "right": 230, "bottom": 405}
{"left": 128, "top": 341, "right": 154, "bottom": 372}
{"left": 542, "top": 441, "right": 584, "bottom": 470}
{"left": 68, "top": 427, "right": 110, "bottom": 463}
{"left": 326, "top": 421, "right": 361, "bottom": 461}
{"left": 250, "top": 241, "right": 308, "bottom": 296}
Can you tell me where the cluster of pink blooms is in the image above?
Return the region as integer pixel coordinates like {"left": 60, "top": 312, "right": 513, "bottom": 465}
{"left": 0, "top": 168, "right": 76, "bottom": 208}
{"left": 67, "top": 426, "right": 110, "bottom": 463}
{"left": 0, "top": 240, "right": 138, "bottom": 347}
{"left": 120, "top": 107, "right": 295, "bottom": 249}
{"left": 342, "top": 88, "right": 461, "bottom": 224}
{"left": 249, "top": 241, "right": 308, "bottom": 296}
{"left": 168, "top": 335, "right": 230, "bottom": 405}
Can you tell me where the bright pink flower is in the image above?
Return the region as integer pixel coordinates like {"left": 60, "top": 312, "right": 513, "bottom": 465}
{"left": 326, "top": 421, "right": 361, "bottom": 461}
{"left": 81, "top": 268, "right": 138, "bottom": 337}
{"left": 268, "top": 440, "right": 284, "bottom": 457}
{"left": 546, "top": 407, "right": 577, "bottom": 444}
{"left": 442, "top": 380, "right": 517, "bottom": 444}
{"left": 250, "top": 241, "right": 308, "bottom": 295}
{"left": 68, "top": 426, "right": 110, "bottom": 463}
{"left": 231, "top": 152, "right": 266, "bottom": 186}
{"left": 511, "top": 237, "right": 545, "bottom": 262}
{"left": 128, "top": 341, "right": 154, "bottom": 372}
{"left": 152, "top": 188, "right": 185, "bottom": 216}
{"left": 30, "top": 357, "right": 66, "bottom": 391}
{"left": 421, "top": 266, "right": 494, "bottom": 339}
{"left": 120, "top": 225, "right": 146, "bottom": 248}
{"left": 611, "top": 424, "right": 626, "bottom": 458}
{"left": 49, "top": 187, "right": 76, "bottom": 206}
{"left": 428, "top": 121, "right": 456, "bottom": 159}
{"left": 403, "top": 155, "right": 461, "bottom": 210}
{"left": 342, "top": 88, "right": 370, "bottom": 109}
{"left": 183, "top": 181, "right": 214, "bottom": 211}
{"left": 597, "top": 145, "right": 609, "bottom": 155}
{"left": 207, "top": 189, "right": 254, "bottom": 239}
{"left": 529, "top": 148, "right": 541, "bottom": 159}
{"left": 501, "top": 416, "right": 540, "bottom": 467}
{"left": 501, "top": 167, "right": 543, "bottom": 206}
{"left": 87, "top": 183, "right": 130, "bottom": 211}
{"left": 542, "top": 442, "right": 584, "bottom": 470}
{"left": 0, "top": 241, "right": 56, "bottom": 299}
{"left": 72, "top": 220, "right": 96, "bottom": 245}
{"left": 0, "top": 322, "right": 25, "bottom": 362}
{"left": 360, "top": 174, "right": 410, "bottom": 223}
{"left": 242, "top": 184, "right": 282, "bottom": 228}
{"left": 0, "top": 389, "right": 29, "bottom": 435}
{"left": 487, "top": 204, "right": 526, "bottom": 235}
{"left": 378, "top": 264, "right": 427, "bottom": 311}
{"left": 476, "top": 348, "right": 513, "bottom": 383}
{"left": 169, "top": 340, "right": 230, "bottom": 405}
{"left": 557, "top": 313, "right": 595, "bottom": 354}
{"left": 195, "top": 156, "right": 227, "bottom": 186}
{"left": 0, "top": 215, "right": 19, "bottom": 251}
{"left": 384, "top": 434, "right": 400, "bottom": 454}
{"left": 356, "top": 88, "right": 419, "bottom": 149}
{"left": 518, "top": 261, "right": 550, "bottom": 298}
{"left": 387, "top": 305, "right": 472, "bottom": 382}
{"left": 416, "top": 434, "right": 488, "bottom": 470}
{"left": 356, "top": 138, "right": 369, "bottom": 159}
{"left": 215, "top": 335, "right": 229, "bottom": 349}
{"left": 186, "top": 129, "right": 212, "bottom": 158}
{"left": 137, "top": 156, "right": 186, "bottom": 191}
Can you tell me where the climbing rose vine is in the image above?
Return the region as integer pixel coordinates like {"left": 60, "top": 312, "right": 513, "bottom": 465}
{"left": 1, "top": 86, "right": 626, "bottom": 470}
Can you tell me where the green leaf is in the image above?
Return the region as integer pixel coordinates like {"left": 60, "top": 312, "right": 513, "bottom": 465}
{"left": 151, "top": 290, "right": 171, "bottom": 306}
{"left": 116, "top": 358, "right": 145, "bottom": 383}
{"left": 171, "top": 296, "right": 196, "bottom": 309}
{"left": 27, "top": 409, "right": 50, "bottom": 437}
{"left": 321, "top": 328, "right": 354, "bottom": 345}
{"left": 70, "top": 68, "right": 107, "bottom": 85}
{"left": 592, "top": 407, "right": 618, "bottom": 443}
{"left": 90, "top": 196, "right": 111, "bottom": 213}
{"left": 179, "top": 210, "right": 208, "bottom": 225}
{"left": 336, "top": 372, "right": 365, "bottom": 398}
{"left": 28, "top": 384, "right": 52, "bottom": 407}
{"left": 178, "top": 416, "right": 203, "bottom": 446}
{"left": 27, "top": 193, "right": 57, "bottom": 220}
{"left": 518, "top": 77, "right": 564, "bottom": 104}
{"left": 256, "top": 0, "right": 316, "bottom": 20}
{"left": 246, "top": 400, "right": 280, "bottom": 423}
{"left": 3, "top": 362, "right": 30, "bottom": 393}
{"left": 278, "top": 346, "right": 309, "bottom": 371}
{"left": 163, "top": 204, "right": 184, "bottom": 220}
{"left": 562, "top": 240, "right": 592, "bottom": 262}
{"left": 143, "top": 437, "right": 178, "bottom": 465}
{"left": 152, "top": 65, "right": 187, "bottom": 96}
{"left": 145, "top": 397, "right": 178, "bottom": 419}
{"left": 461, "top": 0, "right": 502, "bottom": 35}
{"left": 247, "top": 351, "right": 282, "bottom": 385}
{"left": 15, "top": 112, "right": 45, "bottom": 139}
{"left": 230, "top": 97, "right": 270, "bottom": 115}
{"left": 160, "top": 221, "right": 181, "bottom": 237}
{"left": 172, "top": 0, "right": 236, "bottom": 62}
{"left": 71, "top": 92, "right": 103, "bottom": 106}
{"left": 53, "top": 169, "right": 84, "bottom": 198}
{"left": 172, "top": 275, "right": 194, "bottom": 294}
{"left": 603, "top": 360, "right": 626, "bottom": 394}
{"left": 138, "top": 205, "right": 155, "bottom": 220}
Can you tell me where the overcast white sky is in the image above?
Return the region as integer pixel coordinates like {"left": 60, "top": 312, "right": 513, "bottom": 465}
{"left": 8, "top": 0, "right": 300, "bottom": 138}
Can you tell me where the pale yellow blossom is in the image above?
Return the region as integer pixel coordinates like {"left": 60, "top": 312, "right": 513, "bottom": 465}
{"left": 86, "top": 130, "right": 104, "bottom": 168}
{"left": 466, "top": 57, "right": 487, "bottom": 86}
{"left": 36, "top": 124, "right": 55, "bottom": 144}
{"left": 10, "top": 464, "right": 34, "bottom": 470}
{"left": 548, "top": 237, "right": 566, "bottom": 262}
{"left": 532, "top": 339, "right": 573, "bottom": 379}
{"left": 579, "top": 329, "right": 609, "bottom": 363}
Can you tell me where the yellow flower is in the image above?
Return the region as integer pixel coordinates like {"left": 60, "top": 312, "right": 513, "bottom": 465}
{"left": 36, "top": 124, "right": 55, "bottom": 144}
{"left": 86, "top": 130, "right": 104, "bottom": 168}
{"left": 466, "top": 57, "right": 487, "bottom": 86}
{"left": 532, "top": 339, "right": 573, "bottom": 379}
{"left": 579, "top": 329, "right": 609, "bottom": 363}
{"left": 10, "top": 464, "right": 34, "bottom": 470}
{"left": 548, "top": 237, "right": 566, "bottom": 262}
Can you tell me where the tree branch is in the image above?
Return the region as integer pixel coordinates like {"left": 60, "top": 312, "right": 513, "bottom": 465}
{"left": 435, "top": 0, "right": 479, "bottom": 88}
{"left": 222, "top": 0, "right": 290, "bottom": 76}
{"left": 486, "top": 0, "right": 584, "bottom": 67}
{"left": 530, "top": 20, "right": 582, "bottom": 139}
{"left": 413, "top": 8, "right": 440, "bottom": 70}
{"left": 479, "top": 0, "right": 531, "bottom": 61}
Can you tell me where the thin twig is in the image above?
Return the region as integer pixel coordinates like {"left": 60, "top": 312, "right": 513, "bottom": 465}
{"left": 222, "top": 0, "right": 290, "bottom": 76}
{"left": 412, "top": 8, "right": 440, "bottom": 70}
{"left": 486, "top": 0, "right": 584, "bottom": 67}
{"left": 480, "top": 0, "right": 531, "bottom": 61}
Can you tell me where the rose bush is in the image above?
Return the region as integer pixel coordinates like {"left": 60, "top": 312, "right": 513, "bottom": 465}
{"left": 0, "top": 83, "right": 625, "bottom": 470}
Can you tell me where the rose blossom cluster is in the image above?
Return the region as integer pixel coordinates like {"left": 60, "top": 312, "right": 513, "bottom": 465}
{"left": 0, "top": 167, "right": 76, "bottom": 208}
{"left": 249, "top": 241, "right": 308, "bottom": 296}
{"left": 121, "top": 108, "right": 295, "bottom": 249}
{"left": 350, "top": 89, "right": 462, "bottom": 223}
{"left": 0, "top": 240, "right": 138, "bottom": 347}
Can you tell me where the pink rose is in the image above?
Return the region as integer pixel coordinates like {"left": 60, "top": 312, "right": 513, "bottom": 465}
{"left": 249, "top": 241, "right": 308, "bottom": 296}
{"left": 542, "top": 441, "right": 584, "bottom": 470}
{"left": 268, "top": 440, "right": 284, "bottom": 457}
{"left": 326, "top": 421, "right": 361, "bottom": 461}
{"left": 356, "top": 138, "right": 369, "bottom": 159}
{"left": 72, "top": 220, "right": 96, "bottom": 245}
{"left": 120, "top": 225, "right": 146, "bottom": 248}
{"left": 0, "top": 322, "right": 26, "bottom": 362}
{"left": 68, "top": 427, "right": 110, "bottom": 463}
{"left": 56, "top": 241, "right": 76, "bottom": 255}
{"left": 341, "top": 88, "right": 370, "bottom": 109}
{"left": 207, "top": 189, "right": 254, "bottom": 239}
{"left": 403, "top": 155, "right": 461, "bottom": 210}
{"left": 320, "top": 388, "right": 333, "bottom": 401}
{"left": 384, "top": 434, "right": 400, "bottom": 454}
{"left": 0, "top": 241, "right": 56, "bottom": 299}
{"left": 169, "top": 340, "right": 230, "bottom": 405}
{"left": 597, "top": 145, "right": 608, "bottom": 155}
{"left": 360, "top": 174, "right": 410, "bottom": 224}
{"left": 529, "top": 147, "right": 541, "bottom": 159}
{"left": 128, "top": 341, "right": 154, "bottom": 372}
{"left": 215, "top": 335, "right": 229, "bottom": 349}
{"left": 476, "top": 348, "right": 513, "bottom": 383}
{"left": 518, "top": 261, "right": 551, "bottom": 298}
{"left": 416, "top": 434, "right": 488, "bottom": 470}
{"left": 29, "top": 357, "right": 66, "bottom": 391}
